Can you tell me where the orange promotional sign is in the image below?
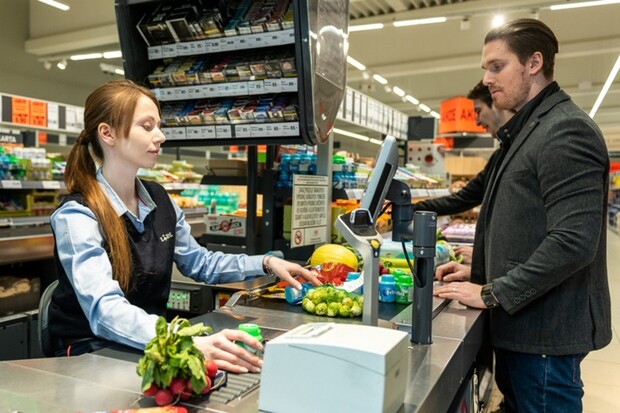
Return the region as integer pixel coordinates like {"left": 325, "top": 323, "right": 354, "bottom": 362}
{"left": 30, "top": 100, "right": 48, "bottom": 128}
{"left": 11, "top": 97, "right": 30, "bottom": 125}
{"left": 438, "top": 97, "right": 486, "bottom": 134}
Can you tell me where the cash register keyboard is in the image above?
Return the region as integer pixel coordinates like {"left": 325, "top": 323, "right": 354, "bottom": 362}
{"left": 208, "top": 372, "right": 261, "bottom": 404}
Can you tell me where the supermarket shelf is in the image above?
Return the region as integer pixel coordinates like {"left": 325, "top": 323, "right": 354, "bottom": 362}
{"left": 332, "top": 187, "right": 451, "bottom": 201}
{"left": 162, "top": 122, "right": 300, "bottom": 141}
{"left": 146, "top": 28, "right": 295, "bottom": 60}
{"left": 154, "top": 78, "right": 297, "bottom": 102}
{"left": 0, "top": 180, "right": 65, "bottom": 190}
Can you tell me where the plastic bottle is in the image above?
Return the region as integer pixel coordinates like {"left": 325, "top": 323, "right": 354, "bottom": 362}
{"left": 378, "top": 274, "right": 397, "bottom": 303}
{"left": 236, "top": 323, "right": 263, "bottom": 355}
{"left": 395, "top": 273, "right": 414, "bottom": 304}
{"left": 345, "top": 271, "right": 363, "bottom": 295}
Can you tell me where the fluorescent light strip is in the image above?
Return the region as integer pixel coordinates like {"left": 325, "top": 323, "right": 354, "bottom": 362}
{"left": 405, "top": 95, "right": 419, "bottom": 105}
{"left": 70, "top": 53, "right": 103, "bottom": 61}
{"left": 392, "top": 86, "right": 405, "bottom": 97}
{"left": 347, "top": 56, "right": 366, "bottom": 71}
{"left": 333, "top": 128, "right": 370, "bottom": 142}
{"left": 550, "top": 0, "right": 620, "bottom": 10}
{"left": 369, "top": 138, "right": 383, "bottom": 145}
{"left": 393, "top": 17, "right": 447, "bottom": 28}
{"left": 589, "top": 54, "right": 620, "bottom": 118}
{"left": 103, "top": 50, "right": 123, "bottom": 59}
{"left": 37, "top": 0, "right": 70, "bottom": 11}
{"left": 419, "top": 104, "right": 431, "bottom": 113}
{"left": 430, "top": 111, "right": 441, "bottom": 119}
{"left": 372, "top": 74, "right": 388, "bottom": 85}
{"left": 349, "top": 23, "right": 384, "bottom": 32}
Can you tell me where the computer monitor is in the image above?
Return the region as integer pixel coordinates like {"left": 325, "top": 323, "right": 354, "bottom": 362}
{"left": 360, "top": 135, "right": 399, "bottom": 223}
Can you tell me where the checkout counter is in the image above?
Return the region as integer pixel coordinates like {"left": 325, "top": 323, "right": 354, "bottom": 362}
{"left": 0, "top": 275, "right": 487, "bottom": 413}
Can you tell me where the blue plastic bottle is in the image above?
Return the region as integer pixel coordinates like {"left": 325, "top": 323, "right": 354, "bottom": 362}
{"left": 379, "top": 274, "right": 397, "bottom": 303}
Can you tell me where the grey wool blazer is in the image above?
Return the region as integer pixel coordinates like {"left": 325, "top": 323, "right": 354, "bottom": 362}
{"left": 471, "top": 89, "right": 612, "bottom": 355}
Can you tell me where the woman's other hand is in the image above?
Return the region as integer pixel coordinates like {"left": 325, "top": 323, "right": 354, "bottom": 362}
{"left": 193, "top": 329, "right": 264, "bottom": 374}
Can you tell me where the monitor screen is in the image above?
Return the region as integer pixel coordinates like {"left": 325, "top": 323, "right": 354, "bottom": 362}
{"left": 360, "top": 136, "right": 399, "bottom": 222}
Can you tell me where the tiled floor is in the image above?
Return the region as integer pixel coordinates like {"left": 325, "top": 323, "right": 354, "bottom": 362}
{"left": 582, "top": 229, "right": 620, "bottom": 413}
{"left": 484, "top": 228, "right": 620, "bottom": 413}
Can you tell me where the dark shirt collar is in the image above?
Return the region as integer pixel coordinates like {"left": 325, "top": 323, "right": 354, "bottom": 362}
{"left": 496, "top": 81, "right": 560, "bottom": 149}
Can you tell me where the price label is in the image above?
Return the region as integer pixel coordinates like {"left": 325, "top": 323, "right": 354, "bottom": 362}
{"left": 147, "top": 46, "right": 163, "bottom": 60}
{"left": 251, "top": 34, "right": 266, "bottom": 47}
{"left": 215, "top": 125, "right": 232, "bottom": 138}
{"left": 236, "top": 36, "right": 249, "bottom": 49}
{"left": 42, "top": 180, "right": 61, "bottom": 190}
{"left": 205, "top": 39, "right": 222, "bottom": 53}
{"left": 162, "top": 88, "right": 176, "bottom": 101}
{"left": 1, "top": 180, "right": 22, "bottom": 189}
{"left": 248, "top": 81, "right": 265, "bottom": 95}
{"left": 250, "top": 124, "right": 266, "bottom": 137}
{"left": 188, "top": 40, "right": 206, "bottom": 55}
{"left": 222, "top": 38, "right": 235, "bottom": 51}
{"left": 11, "top": 97, "right": 30, "bottom": 125}
{"left": 285, "top": 29, "right": 295, "bottom": 43}
{"left": 235, "top": 124, "right": 251, "bottom": 138}
{"left": 280, "top": 78, "right": 297, "bottom": 92}
{"left": 30, "top": 100, "right": 48, "bottom": 127}
{"left": 281, "top": 122, "right": 300, "bottom": 136}
{"left": 264, "top": 79, "right": 277, "bottom": 93}
{"left": 264, "top": 32, "right": 280, "bottom": 46}
{"left": 163, "top": 127, "right": 187, "bottom": 140}
{"left": 186, "top": 126, "right": 215, "bottom": 140}
{"left": 162, "top": 44, "right": 177, "bottom": 58}
{"left": 176, "top": 42, "right": 192, "bottom": 56}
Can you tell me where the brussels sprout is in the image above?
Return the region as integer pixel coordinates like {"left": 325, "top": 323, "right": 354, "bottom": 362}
{"left": 338, "top": 305, "right": 351, "bottom": 317}
{"left": 341, "top": 297, "right": 353, "bottom": 308}
{"left": 315, "top": 302, "right": 328, "bottom": 316}
{"left": 327, "top": 302, "right": 341, "bottom": 317}
{"left": 351, "top": 303, "right": 362, "bottom": 317}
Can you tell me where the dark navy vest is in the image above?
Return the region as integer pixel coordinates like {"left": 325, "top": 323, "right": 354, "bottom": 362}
{"left": 49, "top": 180, "right": 176, "bottom": 340}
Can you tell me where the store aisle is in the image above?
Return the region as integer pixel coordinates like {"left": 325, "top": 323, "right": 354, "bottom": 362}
{"left": 582, "top": 229, "right": 620, "bottom": 413}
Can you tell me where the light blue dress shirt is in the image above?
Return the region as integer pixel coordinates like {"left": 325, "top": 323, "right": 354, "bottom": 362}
{"left": 50, "top": 168, "right": 265, "bottom": 349}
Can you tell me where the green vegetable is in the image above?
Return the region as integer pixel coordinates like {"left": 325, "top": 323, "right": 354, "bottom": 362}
{"left": 301, "top": 285, "right": 363, "bottom": 318}
{"left": 137, "top": 316, "right": 212, "bottom": 395}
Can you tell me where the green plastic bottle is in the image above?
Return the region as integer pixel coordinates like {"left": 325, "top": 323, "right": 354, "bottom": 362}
{"left": 236, "top": 323, "right": 263, "bottom": 355}
{"left": 395, "top": 273, "right": 413, "bottom": 304}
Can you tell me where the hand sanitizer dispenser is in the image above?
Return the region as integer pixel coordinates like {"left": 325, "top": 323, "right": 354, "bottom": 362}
{"left": 258, "top": 323, "right": 409, "bottom": 413}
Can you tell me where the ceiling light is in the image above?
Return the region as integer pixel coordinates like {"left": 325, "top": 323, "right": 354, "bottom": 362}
{"left": 430, "top": 111, "right": 441, "bottom": 119}
{"left": 392, "top": 86, "right": 405, "bottom": 97}
{"left": 103, "top": 50, "right": 123, "bottom": 59}
{"left": 405, "top": 95, "right": 419, "bottom": 105}
{"left": 56, "top": 59, "right": 67, "bottom": 70}
{"left": 460, "top": 18, "right": 471, "bottom": 30}
{"left": 418, "top": 104, "right": 431, "bottom": 113}
{"left": 349, "top": 23, "right": 384, "bottom": 32}
{"left": 492, "top": 15, "right": 506, "bottom": 27}
{"left": 347, "top": 56, "right": 366, "bottom": 71}
{"left": 70, "top": 53, "right": 103, "bottom": 61}
{"left": 550, "top": 0, "right": 620, "bottom": 10}
{"left": 37, "top": 0, "right": 70, "bottom": 11}
{"left": 393, "top": 17, "right": 447, "bottom": 28}
{"left": 361, "top": 71, "right": 370, "bottom": 80}
{"left": 369, "top": 138, "right": 383, "bottom": 145}
{"left": 100, "top": 63, "right": 125, "bottom": 76}
{"left": 384, "top": 85, "right": 392, "bottom": 93}
{"left": 589, "top": 54, "right": 620, "bottom": 118}
{"left": 333, "top": 128, "right": 370, "bottom": 142}
{"left": 43, "top": 60, "right": 52, "bottom": 70}
{"left": 372, "top": 74, "right": 388, "bottom": 85}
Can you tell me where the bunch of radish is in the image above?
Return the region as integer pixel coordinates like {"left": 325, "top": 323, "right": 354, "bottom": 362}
{"left": 137, "top": 317, "right": 223, "bottom": 406}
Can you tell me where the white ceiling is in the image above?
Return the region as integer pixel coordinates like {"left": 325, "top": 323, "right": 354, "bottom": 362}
{"left": 13, "top": 0, "right": 620, "bottom": 152}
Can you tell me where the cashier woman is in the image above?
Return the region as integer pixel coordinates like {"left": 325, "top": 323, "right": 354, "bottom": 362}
{"left": 48, "top": 79, "right": 321, "bottom": 373}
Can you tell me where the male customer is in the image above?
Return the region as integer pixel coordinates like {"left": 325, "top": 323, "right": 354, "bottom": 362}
{"left": 434, "top": 19, "right": 611, "bottom": 412}
{"left": 415, "top": 81, "right": 512, "bottom": 264}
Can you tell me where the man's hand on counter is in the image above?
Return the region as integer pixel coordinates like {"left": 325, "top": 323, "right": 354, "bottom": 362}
{"left": 263, "top": 256, "right": 322, "bottom": 289}
{"left": 435, "top": 261, "right": 472, "bottom": 283}
{"left": 434, "top": 282, "right": 486, "bottom": 309}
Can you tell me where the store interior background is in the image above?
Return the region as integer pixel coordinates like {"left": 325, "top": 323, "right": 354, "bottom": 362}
{"left": 0, "top": 0, "right": 619, "bottom": 161}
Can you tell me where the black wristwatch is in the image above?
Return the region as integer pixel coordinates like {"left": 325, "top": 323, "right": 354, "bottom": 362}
{"left": 481, "top": 283, "right": 500, "bottom": 309}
